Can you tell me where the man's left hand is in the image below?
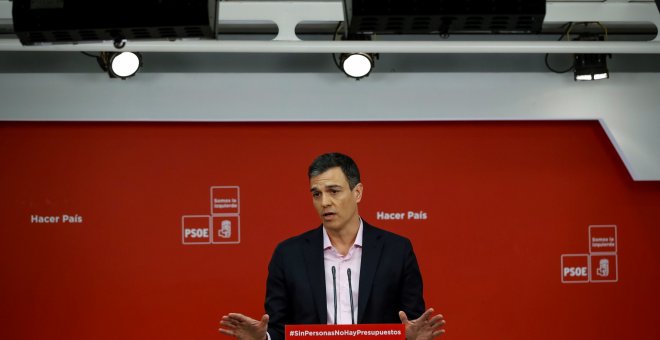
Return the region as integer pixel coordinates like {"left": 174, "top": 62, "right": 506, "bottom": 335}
{"left": 399, "top": 308, "right": 445, "bottom": 340}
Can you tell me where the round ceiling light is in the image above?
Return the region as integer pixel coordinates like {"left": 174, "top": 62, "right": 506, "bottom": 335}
{"left": 340, "top": 53, "right": 374, "bottom": 80}
{"left": 109, "top": 52, "right": 142, "bottom": 79}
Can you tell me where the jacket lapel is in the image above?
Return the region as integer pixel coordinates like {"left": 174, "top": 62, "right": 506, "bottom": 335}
{"left": 303, "top": 226, "right": 327, "bottom": 324}
{"left": 357, "top": 222, "right": 383, "bottom": 323}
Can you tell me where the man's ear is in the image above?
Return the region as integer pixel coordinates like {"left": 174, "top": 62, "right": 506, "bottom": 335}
{"left": 353, "top": 183, "right": 363, "bottom": 203}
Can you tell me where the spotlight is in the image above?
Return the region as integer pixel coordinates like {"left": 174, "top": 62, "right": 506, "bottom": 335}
{"left": 97, "top": 52, "right": 143, "bottom": 79}
{"left": 340, "top": 52, "right": 376, "bottom": 80}
{"left": 545, "top": 23, "right": 612, "bottom": 81}
{"left": 574, "top": 53, "right": 610, "bottom": 81}
{"left": 332, "top": 29, "right": 377, "bottom": 80}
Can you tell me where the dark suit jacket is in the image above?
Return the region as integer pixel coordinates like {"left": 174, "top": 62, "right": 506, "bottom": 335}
{"left": 265, "top": 221, "right": 425, "bottom": 340}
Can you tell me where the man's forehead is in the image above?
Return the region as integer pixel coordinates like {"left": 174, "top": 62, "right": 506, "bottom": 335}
{"left": 309, "top": 167, "right": 349, "bottom": 188}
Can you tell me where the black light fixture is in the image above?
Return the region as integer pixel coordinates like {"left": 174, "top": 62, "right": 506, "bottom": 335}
{"left": 332, "top": 27, "right": 377, "bottom": 80}
{"left": 12, "top": 0, "right": 218, "bottom": 46}
{"left": 97, "top": 52, "right": 143, "bottom": 79}
{"left": 544, "top": 22, "right": 612, "bottom": 81}
{"left": 572, "top": 31, "right": 610, "bottom": 82}
{"left": 342, "top": 0, "right": 546, "bottom": 35}
{"left": 574, "top": 53, "right": 610, "bottom": 81}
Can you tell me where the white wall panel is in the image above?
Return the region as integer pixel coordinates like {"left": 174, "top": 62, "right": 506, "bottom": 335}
{"left": 1, "top": 72, "right": 659, "bottom": 180}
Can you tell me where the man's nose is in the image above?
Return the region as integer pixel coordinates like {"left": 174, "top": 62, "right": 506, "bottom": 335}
{"left": 321, "top": 193, "right": 332, "bottom": 207}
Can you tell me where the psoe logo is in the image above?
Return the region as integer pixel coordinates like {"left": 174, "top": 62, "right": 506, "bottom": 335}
{"left": 181, "top": 185, "right": 241, "bottom": 246}
{"left": 182, "top": 215, "right": 211, "bottom": 245}
{"left": 561, "top": 254, "right": 590, "bottom": 283}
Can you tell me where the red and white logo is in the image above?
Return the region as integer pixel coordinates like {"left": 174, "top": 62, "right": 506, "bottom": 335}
{"left": 212, "top": 215, "right": 240, "bottom": 244}
{"left": 590, "top": 254, "right": 618, "bottom": 282}
{"left": 182, "top": 186, "right": 241, "bottom": 245}
{"left": 561, "top": 224, "right": 618, "bottom": 284}
{"left": 182, "top": 215, "right": 211, "bottom": 244}
{"left": 561, "top": 254, "right": 590, "bottom": 283}
{"left": 589, "top": 225, "right": 617, "bottom": 254}
{"left": 211, "top": 186, "right": 240, "bottom": 216}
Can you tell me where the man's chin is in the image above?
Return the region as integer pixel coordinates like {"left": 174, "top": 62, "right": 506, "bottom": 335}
{"left": 322, "top": 221, "right": 341, "bottom": 230}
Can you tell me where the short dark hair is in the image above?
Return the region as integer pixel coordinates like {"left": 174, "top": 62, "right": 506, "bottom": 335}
{"left": 308, "top": 153, "right": 361, "bottom": 190}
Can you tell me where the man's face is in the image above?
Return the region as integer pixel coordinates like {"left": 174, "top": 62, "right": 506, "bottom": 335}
{"left": 310, "top": 167, "right": 363, "bottom": 232}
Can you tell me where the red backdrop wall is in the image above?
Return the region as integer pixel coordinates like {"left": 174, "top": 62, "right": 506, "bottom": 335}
{"left": 1, "top": 122, "right": 659, "bottom": 340}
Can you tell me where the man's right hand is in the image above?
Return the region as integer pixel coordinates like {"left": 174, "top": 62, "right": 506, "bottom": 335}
{"left": 219, "top": 313, "right": 269, "bottom": 340}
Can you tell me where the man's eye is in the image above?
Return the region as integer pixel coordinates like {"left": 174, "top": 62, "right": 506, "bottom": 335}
{"left": 312, "top": 192, "right": 321, "bottom": 198}
{"left": 330, "top": 189, "right": 339, "bottom": 194}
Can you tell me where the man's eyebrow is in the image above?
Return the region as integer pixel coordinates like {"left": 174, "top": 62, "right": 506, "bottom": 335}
{"left": 310, "top": 184, "right": 343, "bottom": 192}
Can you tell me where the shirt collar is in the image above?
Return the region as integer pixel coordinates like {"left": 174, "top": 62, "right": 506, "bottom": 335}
{"left": 323, "top": 218, "right": 364, "bottom": 250}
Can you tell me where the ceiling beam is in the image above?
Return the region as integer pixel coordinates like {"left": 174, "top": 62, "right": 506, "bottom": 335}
{"left": 0, "top": 1, "right": 658, "bottom": 53}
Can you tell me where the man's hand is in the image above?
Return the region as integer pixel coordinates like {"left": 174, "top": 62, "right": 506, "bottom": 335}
{"left": 399, "top": 308, "right": 445, "bottom": 340}
{"left": 219, "top": 313, "right": 269, "bottom": 340}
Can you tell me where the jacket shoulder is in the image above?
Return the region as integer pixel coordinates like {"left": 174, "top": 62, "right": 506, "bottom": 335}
{"left": 273, "top": 226, "right": 322, "bottom": 250}
{"left": 363, "top": 221, "right": 413, "bottom": 246}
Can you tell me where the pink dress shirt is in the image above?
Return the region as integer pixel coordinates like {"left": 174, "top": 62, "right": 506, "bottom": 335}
{"left": 323, "top": 219, "right": 363, "bottom": 325}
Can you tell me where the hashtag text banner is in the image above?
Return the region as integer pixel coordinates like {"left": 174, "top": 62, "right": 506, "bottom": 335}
{"left": 285, "top": 324, "right": 405, "bottom": 340}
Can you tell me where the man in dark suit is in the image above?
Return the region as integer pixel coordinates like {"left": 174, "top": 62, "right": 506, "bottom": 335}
{"left": 220, "top": 153, "right": 445, "bottom": 340}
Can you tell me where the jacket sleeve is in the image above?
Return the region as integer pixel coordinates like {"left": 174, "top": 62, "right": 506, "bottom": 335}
{"left": 399, "top": 238, "right": 426, "bottom": 320}
{"left": 265, "top": 244, "right": 288, "bottom": 340}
